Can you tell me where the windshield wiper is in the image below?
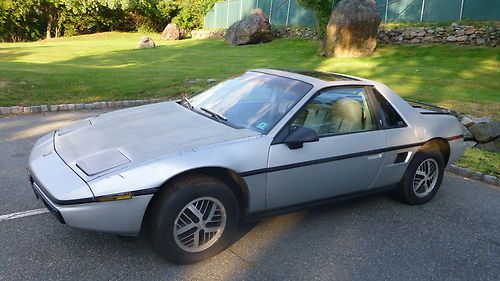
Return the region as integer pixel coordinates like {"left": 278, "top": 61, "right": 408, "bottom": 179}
{"left": 200, "top": 107, "right": 227, "bottom": 123}
{"left": 181, "top": 96, "right": 194, "bottom": 111}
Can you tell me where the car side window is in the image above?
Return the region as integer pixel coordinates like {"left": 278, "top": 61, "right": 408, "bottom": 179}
{"left": 291, "top": 87, "right": 375, "bottom": 137}
{"left": 371, "top": 88, "right": 407, "bottom": 128}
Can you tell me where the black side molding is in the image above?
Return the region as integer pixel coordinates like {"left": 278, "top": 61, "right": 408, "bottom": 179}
{"left": 241, "top": 141, "right": 426, "bottom": 177}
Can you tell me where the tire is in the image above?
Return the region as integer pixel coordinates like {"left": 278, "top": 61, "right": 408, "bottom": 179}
{"left": 149, "top": 174, "right": 239, "bottom": 264}
{"left": 396, "top": 149, "right": 445, "bottom": 205}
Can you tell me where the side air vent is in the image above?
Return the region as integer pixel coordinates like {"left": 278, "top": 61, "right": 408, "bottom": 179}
{"left": 394, "top": 152, "right": 409, "bottom": 164}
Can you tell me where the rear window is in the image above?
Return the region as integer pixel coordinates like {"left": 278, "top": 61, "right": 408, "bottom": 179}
{"left": 372, "top": 89, "right": 406, "bottom": 128}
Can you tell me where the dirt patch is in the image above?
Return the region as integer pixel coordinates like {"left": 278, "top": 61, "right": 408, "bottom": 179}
{"left": 0, "top": 80, "right": 7, "bottom": 89}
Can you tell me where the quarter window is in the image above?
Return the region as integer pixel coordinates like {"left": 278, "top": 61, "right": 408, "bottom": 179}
{"left": 372, "top": 88, "right": 406, "bottom": 128}
{"left": 291, "top": 87, "right": 375, "bottom": 136}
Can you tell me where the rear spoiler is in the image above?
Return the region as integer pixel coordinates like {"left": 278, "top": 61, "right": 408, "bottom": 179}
{"left": 405, "top": 99, "right": 458, "bottom": 116}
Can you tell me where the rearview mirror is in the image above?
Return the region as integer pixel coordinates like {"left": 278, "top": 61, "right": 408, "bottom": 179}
{"left": 284, "top": 126, "right": 319, "bottom": 149}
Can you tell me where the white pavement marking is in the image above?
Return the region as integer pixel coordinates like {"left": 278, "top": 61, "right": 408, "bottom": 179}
{"left": 0, "top": 208, "right": 49, "bottom": 222}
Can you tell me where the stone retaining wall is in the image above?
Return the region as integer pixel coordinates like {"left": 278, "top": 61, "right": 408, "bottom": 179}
{"left": 192, "top": 23, "right": 499, "bottom": 47}
{"left": 378, "top": 23, "right": 498, "bottom": 46}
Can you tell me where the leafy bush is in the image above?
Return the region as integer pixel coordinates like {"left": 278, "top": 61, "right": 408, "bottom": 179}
{"left": 0, "top": 0, "right": 215, "bottom": 41}
{"left": 297, "top": 0, "right": 338, "bottom": 37}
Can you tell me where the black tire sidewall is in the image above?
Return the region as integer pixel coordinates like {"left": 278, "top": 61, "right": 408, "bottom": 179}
{"left": 400, "top": 149, "right": 445, "bottom": 205}
{"left": 151, "top": 175, "right": 239, "bottom": 264}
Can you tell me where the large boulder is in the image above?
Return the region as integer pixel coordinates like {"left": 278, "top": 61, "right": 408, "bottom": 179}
{"left": 468, "top": 122, "right": 500, "bottom": 143}
{"left": 161, "top": 23, "right": 184, "bottom": 40}
{"left": 475, "top": 138, "right": 500, "bottom": 153}
{"left": 224, "top": 8, "right": 273, "bottom": 46}
{"left": 137, "top": 36, "right": 155, "bottom": 49}
{"left": 320, "top": 0, "right": 381, "bottom": 57}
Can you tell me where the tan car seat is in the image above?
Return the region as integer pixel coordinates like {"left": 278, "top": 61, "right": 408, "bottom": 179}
{"left": 330, "top": 98, "right": 363, "bottom": 133}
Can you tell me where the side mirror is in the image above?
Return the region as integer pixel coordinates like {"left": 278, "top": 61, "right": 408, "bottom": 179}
{"left": 284, "top": 126, "right": 319, "bottom": 149}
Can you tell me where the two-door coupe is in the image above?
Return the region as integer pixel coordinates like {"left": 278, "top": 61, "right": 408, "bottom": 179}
{"left": 28, "top": 69, "right": 466, "bottom": 264}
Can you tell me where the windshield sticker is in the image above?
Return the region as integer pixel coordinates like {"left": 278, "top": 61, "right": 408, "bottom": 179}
{"left": 256, "top": 122, "right": 268, "bottom": 131}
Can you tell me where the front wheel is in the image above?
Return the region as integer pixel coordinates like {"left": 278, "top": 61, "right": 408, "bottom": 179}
{"left": 396, "top": 149, "right": 445, "bottom": 205}
{"left": 150, "top": 174, "right": 239, "bottom": 264}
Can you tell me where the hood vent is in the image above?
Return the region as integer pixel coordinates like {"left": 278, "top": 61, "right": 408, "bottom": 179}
{"left": 76, "top": 149, "right": 130, "bottom": 176}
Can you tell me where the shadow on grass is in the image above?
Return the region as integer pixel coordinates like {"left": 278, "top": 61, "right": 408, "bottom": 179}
{"left": 0, "top": 37, "right": 498, "bottom": 116}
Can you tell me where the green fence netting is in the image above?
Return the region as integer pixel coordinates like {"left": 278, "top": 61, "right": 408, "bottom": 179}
{"left": 204, "top": 0, "right": 500, "bottom": 29}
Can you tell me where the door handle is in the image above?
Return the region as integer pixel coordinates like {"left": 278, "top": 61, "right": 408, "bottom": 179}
{"left": 367, "top": 153, "right": 383, "bottom": 160}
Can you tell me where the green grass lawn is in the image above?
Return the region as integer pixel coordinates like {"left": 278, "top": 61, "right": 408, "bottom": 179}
{"left": 0, "top": 32, "right": 499, "bottom": 176}
{"left": 0, "top": 32, "right": 499, "bottom": 117}
{"left": 457, "top": 148, "right": 500, "bottom": 177}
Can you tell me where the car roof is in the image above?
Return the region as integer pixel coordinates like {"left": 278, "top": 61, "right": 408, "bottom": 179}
{"left": 249, "top": 68, "right": 374, "bottom": 88}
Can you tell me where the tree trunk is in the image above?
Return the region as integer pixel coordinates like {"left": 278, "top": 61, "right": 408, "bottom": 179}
{"left": 46, "top": 19, "right": 52, "bottom": 39}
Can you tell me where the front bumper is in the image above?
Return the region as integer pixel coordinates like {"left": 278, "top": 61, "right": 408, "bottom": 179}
{"left": 28, "top": 132, "right": 153, "bottom": 235}
{"left": 29, "top": 172, "right": 153, "bottom": 235}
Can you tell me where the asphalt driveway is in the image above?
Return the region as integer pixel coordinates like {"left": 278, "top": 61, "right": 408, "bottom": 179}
{"left": 0, "top": 110, "right": 499, "bottom": 281}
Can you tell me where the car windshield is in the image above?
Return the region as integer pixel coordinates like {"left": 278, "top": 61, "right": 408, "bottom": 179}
{"left": 189, "top": 72, "right": 312, "bottom": 133}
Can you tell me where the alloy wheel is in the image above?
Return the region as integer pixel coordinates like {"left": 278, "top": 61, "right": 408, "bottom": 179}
{"left": 412, "top": 158, "right": 439, "bottom": 198}
{"left": 173, "top": 197, "right": 226, "bottom": 252}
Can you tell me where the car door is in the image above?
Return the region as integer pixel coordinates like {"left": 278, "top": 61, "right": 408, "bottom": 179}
{"left": 266, "top": 86, "right": 388, "bottom": 209}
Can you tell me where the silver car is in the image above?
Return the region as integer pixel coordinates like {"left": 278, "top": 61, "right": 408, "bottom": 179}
{"left": 28, "top": 69, "right": 467, "bottom": 264}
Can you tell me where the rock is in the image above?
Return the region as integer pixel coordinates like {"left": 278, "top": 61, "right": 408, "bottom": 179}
{"left": 459, "top": 124, "right": 475, "bottom": 141}
{"left": 137, "top": 36, "right": 155, "bottom": 49}
{"left": 207, "top": 79, "right": 218, "bottom": 84}
{"left": 422, "top": 36, "right": 434, "bottom": 42}
{"left": 224, "top": 8, "right": 273, "bottom": 46}
{"left": 476, "top": 38, "right": 486, "bottom": 45}
{"left": 40, "top": 105, "right": 49, "bottom": 112}
{"left": 475, "top": 138, "right": 500, "bottom": 153}
{"left": 416, "top": 31, "right": 426, "bottom": 37}
{"left": 465, "top": 27, "right": 477, "bottom": 35}
{"left": 161, "top": 23, "right": 184, "bottom": 40}
{"left": 456, "top": 30, "right": 465, "bottom": 36}
{"left": 409, "top": 38, "right": 421, "bottom": 44}
{"left": 446, "top": 36, "right": 457, "bottom": 42}
{"left": 436, "top": 27, "right": 445, "bottom": 32}
{"left": 459, "top": 115, "right": 474, "bottom": 127}
{"left": 483, "top": 175, "right": 499, "bottom": 186}
{"left": 456, "top": 35, "right": 468, "bottom": 42}
{"left": 468, "top": 122, "right": 500, "bottom": 143}
{"left": 451, "top": 22, "right": 458, "bottom": 27}
{"left": 30, "top": 106, "right": 41, "bottom": 113}
{"left": 409, "top": 31, "right": 418, "bottom": 38}
{"left": 321, "top": 0, "right": 381, "bottom": 57}
{"left": 0, "top": 107, "right": 11, "bottom": 115}
{"left": 191, "top": 29, "right": 226, "bottom": 39}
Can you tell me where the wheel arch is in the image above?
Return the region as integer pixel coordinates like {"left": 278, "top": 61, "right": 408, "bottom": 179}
{"left": 418, "top": 138, "right": 450, "bottom": 165}
{"left": 141, "top": 166, "right": 250, "bottom": 232}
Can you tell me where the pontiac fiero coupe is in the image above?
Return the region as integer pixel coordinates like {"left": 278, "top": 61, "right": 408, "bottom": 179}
{"left": 28, "top": 69, "right": 466, "bottom": 263}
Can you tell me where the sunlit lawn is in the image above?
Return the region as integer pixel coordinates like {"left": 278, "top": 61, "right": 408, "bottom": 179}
{"left": 457, "top": 148, "right": 500, "bottom": 177}
{"left": 0, "top": 32, "right": 499, "bottom": 117}
{"left": 0, "top": 32, "right": 499, "bottom": 176}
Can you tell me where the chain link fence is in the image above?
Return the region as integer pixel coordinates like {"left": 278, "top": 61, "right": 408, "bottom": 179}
{"left": 204, "top": 0, "right": 499, "bottom": 29}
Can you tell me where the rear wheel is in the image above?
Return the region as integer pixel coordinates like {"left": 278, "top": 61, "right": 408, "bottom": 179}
{"left": 396, "top": 149, "right": 445, "bottom": 205}
{"left": 150, "top": 174, "right": 239, "bottom": 264}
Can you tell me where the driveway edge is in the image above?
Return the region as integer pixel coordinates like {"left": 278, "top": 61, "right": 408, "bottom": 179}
{"left": 0, "top": 98, "right": 168, "bottom": 116}
{"left": 447, "top": 164, "right": 499, "bottom": 186}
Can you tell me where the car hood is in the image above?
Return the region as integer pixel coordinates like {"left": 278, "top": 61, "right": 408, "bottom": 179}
{"left": 54, "top": 101, "right": 259, "bottom": 178}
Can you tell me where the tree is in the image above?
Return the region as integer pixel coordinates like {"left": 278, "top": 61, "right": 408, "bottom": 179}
{"left": 297, "top": 0, "right": 339, "bottom": 37}
{"left": 171, "top": 0, "right": 218, "bottom": 31}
